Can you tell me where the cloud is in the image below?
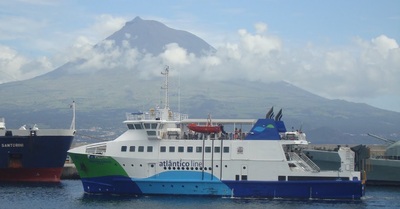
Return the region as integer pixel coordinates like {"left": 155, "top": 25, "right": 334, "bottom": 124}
{"left": 238, "top": 28, "right": 282, "bottom": 56}
{"left": 371, "top": 35, "right": 399, "bottom": 56}
{"left": 1, "top": 21, "right": 399, "bottom": 108}
{"left": 87, "top": 14, "right": 127, "bottom": 40}
{"left": 161, "top": 43, "right": 193, "bottom": 65}
{"left": 283, "top": 35, "right": 400, "bottom": 100}
{"left": 0, "top": 45, "right": 53, "bottom": 83}
{"left": 254, "top": 22, "right": 268, "bottom": 34}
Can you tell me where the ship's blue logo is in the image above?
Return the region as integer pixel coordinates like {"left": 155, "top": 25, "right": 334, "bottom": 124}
{"left": 253, "top": 124, "right": 275, "bottom": 133}
{"left": 253, "top": 126, "right": 265, "bottom": 132}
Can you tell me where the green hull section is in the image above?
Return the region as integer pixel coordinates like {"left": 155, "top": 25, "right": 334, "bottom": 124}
{"left": 69, "top": 153, "right": 128, "bottom": 178}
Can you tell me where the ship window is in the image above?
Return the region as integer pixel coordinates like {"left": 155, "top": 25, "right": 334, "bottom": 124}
{"left": 147, "top": 131, "right": 156, "bottom": 136}
{"left": 121, "top": 146, "right": 127, "bottom": 152}
{"left": 138, "top": 146, "right": 144, "bottom": 152}
{"left": 205, "top": 146, "right": 211, "bottom": 153}
{"left": 285, "top": 133, "right": 297, "bottom": 140}
{"left": 169, "top": 146, "right": 175, "bottom": 152}
{"left": 134, "top": 123, "right": 143, "bottom": 129}
{"left": 214, "top": 147, "right": 220, "bottom": 153}
{"left": 144, "top": 123, "right": 150, "bottom": 129}
{"left": 127, "top": 124, "right": 134, "bottom": 129}
{"left": 129, "top": 146, "right": 135, "bottom": 152}
{"left": 160, "top": 146, "right": 166, "bottom": 152}
{"left": 241, "top": 175, "right": 248, "bottom": 181}
{"left": 196, "top": 146, "right": 202, "bottom": 153}
{"left": 223, "top": 147, "right": 229, "bottom": 153}
{"left": 151, "top": 123, "right": 158, "bottom": 129}
{"left": 187, "top": 147, "right": 193, "bottom": 153}
{"left": 178, "top": 146, "right": 184, "bottom": 153}
{"left": 147, "top": 146, "right": 153, "bottom": 152}
{"left": 278, "top": 176, "right": 286, "bottom": 181}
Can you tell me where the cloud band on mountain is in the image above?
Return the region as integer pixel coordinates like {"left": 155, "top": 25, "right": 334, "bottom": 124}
{"left": 0, "top": 21, "right": 399, "bottom": 111}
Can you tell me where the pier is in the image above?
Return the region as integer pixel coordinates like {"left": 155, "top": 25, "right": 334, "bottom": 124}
{"left": 61, "top": 163, "right": 79, "bottom": 179}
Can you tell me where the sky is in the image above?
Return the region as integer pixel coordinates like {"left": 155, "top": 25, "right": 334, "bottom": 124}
{"left": 0, "top": 0, "right": 399, "bottom": 112}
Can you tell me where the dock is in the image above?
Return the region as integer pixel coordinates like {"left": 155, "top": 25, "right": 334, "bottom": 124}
{"left": 61, "top": 163, "right": 79, "bottom": 179}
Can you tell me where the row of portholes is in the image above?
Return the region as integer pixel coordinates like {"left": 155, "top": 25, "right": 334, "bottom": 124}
{"left": 120, "top": 163, "right": 229, "bottom": 170}
{"left": 148, "top": 184, "right": 201, "bottom": 188}
{"left": 121, "top": 164, "right": 143, "bottom": 167}
{"left": 163, "top": 164, "right": 229, "bottom": 171}
{"left": 164, "top": 166, "right": 212, "bottom": 171}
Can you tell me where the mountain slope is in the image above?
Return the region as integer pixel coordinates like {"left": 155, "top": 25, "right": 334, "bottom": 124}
{"left": 0, "top": 17, "right": 399, "bottom": 144}
{"left": 106, "top": 16, "right": 215, "bottom": 55}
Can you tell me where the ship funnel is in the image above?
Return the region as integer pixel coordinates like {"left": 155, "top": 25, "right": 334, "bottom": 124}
{"left": 275, "top": 108, "right": 283, "bottom": 121}
{"left": 266, "top": 107, "right": 274, "bottom": 119}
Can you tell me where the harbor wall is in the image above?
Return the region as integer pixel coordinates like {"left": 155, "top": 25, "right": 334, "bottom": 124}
{"left": 61, "top": 163, "right": 80, "bottom": 179}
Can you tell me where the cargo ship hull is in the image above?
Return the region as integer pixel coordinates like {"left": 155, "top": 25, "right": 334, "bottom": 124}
{"left": 0, "top": 130, "right": 75, "bottom": 182}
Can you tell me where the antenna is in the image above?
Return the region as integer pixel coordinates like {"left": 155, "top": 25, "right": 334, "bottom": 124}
{"left": 178, "top": 69, "right": 181, "bottom": 119}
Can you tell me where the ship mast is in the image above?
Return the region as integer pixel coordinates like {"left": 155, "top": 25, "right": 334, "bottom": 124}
{"left": 161, "top": 66, "right": 169, "bottom": 109}
{"left": 160, "top": 66, "right": 171, "bottom": 120}
{"left": 70, "top": 101, "right": 76, "bottom": 130}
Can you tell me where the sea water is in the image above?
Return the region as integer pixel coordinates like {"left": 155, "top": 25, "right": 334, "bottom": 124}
{"left": 1, "top": 180, "right": 399, "bottom": 209}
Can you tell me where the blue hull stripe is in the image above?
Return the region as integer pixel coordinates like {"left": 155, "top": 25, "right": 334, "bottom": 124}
{"left": 80, "top": 175, "right": 364, "bottom": 199}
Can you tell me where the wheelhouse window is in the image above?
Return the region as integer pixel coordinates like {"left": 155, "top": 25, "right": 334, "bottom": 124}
{"left": 147, "top": 130, "right": 157, "bottom": 136}
{"left": 134, "top": 123, "right": 143, "bottom": 129}
{"left": 285, "top": 133, "right": 297, "bottom": 140}
{"left": 144, "top": 123, "right": 158, "bottom": 129}
{"left": 127, "top": 124, "right": 134, "bottom": 129}
{"left": 121, "top": 146, "right": 127, "bottom": 152}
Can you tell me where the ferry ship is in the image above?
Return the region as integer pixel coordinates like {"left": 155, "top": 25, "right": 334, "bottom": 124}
{"left": 68, "top": 68, "right": 365, "bottom": 199}
{"left": 0, "top": 103, "right": 76, "bottom": 182}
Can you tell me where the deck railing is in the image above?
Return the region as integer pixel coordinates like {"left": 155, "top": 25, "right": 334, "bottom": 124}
{"left": 126, "top": 111, "right": 188, "bottom": 121}
{"left": 86, "top": 143, "right": 107, "bottom": 155}
{"left": 288, "top": 152, "right": 320, "bottom": 172}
